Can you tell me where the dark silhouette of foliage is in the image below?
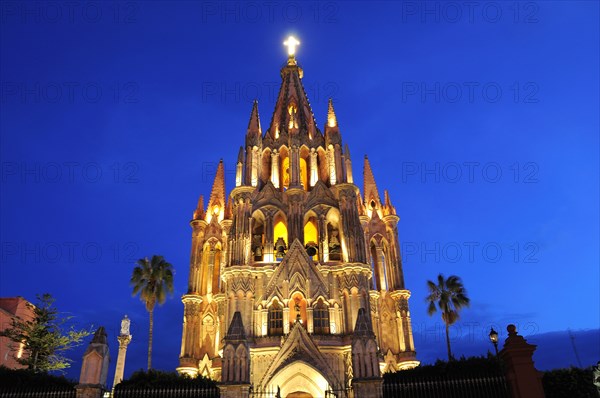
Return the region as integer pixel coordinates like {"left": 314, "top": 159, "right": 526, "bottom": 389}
{"left": 114, "top": 369, "right": 217, "bottom": 390}
{"left": 384, "top": 354, "right": 503, "bottom": 381}
{"left": 425, "top": 274, "right": 470, "bottom": 361}
{"left": 542, "top": 367, "right": 597, "bottom": 398}
{"left": 0, "top": 365, "right": 76, "bottom": 389}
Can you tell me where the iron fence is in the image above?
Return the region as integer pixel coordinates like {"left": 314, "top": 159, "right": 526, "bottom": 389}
{"left": 0, "top": 387, "right": 76, "bottom": 398}
{"left": 382, "top": 374, "right": 510, "bottom": 398}
{"left": 112, "top": 386, "right": 219, "bottom": 398}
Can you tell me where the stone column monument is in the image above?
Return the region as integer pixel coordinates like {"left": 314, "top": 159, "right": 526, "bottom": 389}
{"left": 112, "top": 315, "right": 132, "bottom": 390}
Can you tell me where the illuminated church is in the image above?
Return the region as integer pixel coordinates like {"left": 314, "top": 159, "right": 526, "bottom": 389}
{"left": 177, "top": 37, "right": 418, "bottom": 398}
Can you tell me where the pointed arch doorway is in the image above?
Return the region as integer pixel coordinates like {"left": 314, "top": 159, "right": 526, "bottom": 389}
{"left": 286, "top": 393, "right": 313, "bottom": 398}
{"left": 267, "top": 360, "right": 329, "bottom": 398}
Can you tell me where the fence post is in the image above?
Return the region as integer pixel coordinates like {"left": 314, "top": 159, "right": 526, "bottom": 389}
{"left": 499, "top": 324, "right": 545, "bottom": 398}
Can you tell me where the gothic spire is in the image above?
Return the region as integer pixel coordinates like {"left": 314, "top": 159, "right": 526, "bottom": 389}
{"left": 206, "top": 159, "right": 226, "bottom": 223}
{"left": 343, "top": 143, "right": 353, "bottom": 184}
{"left": 225, "top": 197, "right": 233, "bottom": 219}
{"left": 193, "top": 195, "right": 205, "bottom": 220}
{"left": 325, "top": 98, "right": 341, "bottom": 146}
{"left": 327, "top": 98, "right": 337, "bottom": 128}
{"left": 246, "top": 100, "right": 262, "bottom": 147}
{"left": 363, "top": 155, "right": 382, "bottom": 210}
{"left": 383, "top": 189, "right": 397, "bottom": 215}
{"left": 264, "top": 42, "right": 321, "bottom": 147}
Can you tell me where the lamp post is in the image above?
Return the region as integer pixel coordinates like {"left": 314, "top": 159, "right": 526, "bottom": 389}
{"left": 489, "top": 327, "right": 499, "bottom": 356}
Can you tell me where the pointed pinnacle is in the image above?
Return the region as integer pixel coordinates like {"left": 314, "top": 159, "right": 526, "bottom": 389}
{"left": 237, "top": 146, "right": 244, "bottom": 163}
{"left": 193, "top": 195, "right": 205, "bottom": 220}
{"left": 363, "top": 155, "right": 381, "bottom": 206}
{"left": 327, "top": 98, "right": 337, "bottom": 128}
{"left": 344, "top": 143, "right": 351, "bottom": 161}
{"left": 206, "top": 160, "right": 226, "bottom": 221}
{"left": 247, "top": 100, "right": 261, "bottom": 136}
{"left": 384, "top": 190, "right": 392, "bottom": 207}
{"left": 225, "top": 197, "right": 233, "bottom": 219}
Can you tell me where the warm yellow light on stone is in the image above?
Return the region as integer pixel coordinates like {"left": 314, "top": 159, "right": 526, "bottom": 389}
{"left": 274, "top": 221, "right": 288, "bottom": 245}
{"left": 176, "top": 367, "right": 199, "bottom": 378}
{"left": 327, "top": 114, "right": 337, "bottom": 128}
{"left": 303, "top": 220, "right": 318, "bottom": 246}
{"left": 284, "top": 36, "right": 300, "bottom": 56}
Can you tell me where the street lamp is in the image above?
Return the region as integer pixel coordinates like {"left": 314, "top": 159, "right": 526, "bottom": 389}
{"left": 489, "top": 327, "right": 499, "bottom": 356}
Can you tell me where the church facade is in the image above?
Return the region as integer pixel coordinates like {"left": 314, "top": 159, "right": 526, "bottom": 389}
{"left": 177, "top": 38, "right": 418, "bottom": 397}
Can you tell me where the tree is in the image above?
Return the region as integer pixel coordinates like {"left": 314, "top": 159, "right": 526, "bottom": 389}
{"left": 0, "top": 294, "right": 91, "bottom": 372}
{"left": 130, "top": 255, "right": 174, "bottom": 370}
{"left": 426, "top": 274, "right": 470, "bottom": 361}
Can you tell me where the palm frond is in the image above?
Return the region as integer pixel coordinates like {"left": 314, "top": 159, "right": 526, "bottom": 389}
{"left": 425, "top": 273, "right": 470, "bottom": 324}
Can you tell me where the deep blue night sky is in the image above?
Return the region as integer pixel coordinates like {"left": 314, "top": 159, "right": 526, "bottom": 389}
{"left": 1, "top": 1, "right": 598, "bottom": 382}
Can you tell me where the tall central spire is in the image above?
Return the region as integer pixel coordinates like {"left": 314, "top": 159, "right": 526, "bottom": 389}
{"left": 264, "top": 36, "right": 322, "bottom": 148}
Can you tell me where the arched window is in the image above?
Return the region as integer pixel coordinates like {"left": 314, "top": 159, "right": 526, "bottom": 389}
{"left": 281, "top": 156, "right": 290, "bottom": 190}
{"left": 327, "top": 223, "right": 342, "bottom": 261}
{"left": 251, "top": 214, "right": 265, "bottom": 262}
{"left": 299, "top": 157, "right": 308, "bottom": 190}
{"left": 273, "top": 215, "right": 288, "bottom": 261}
{"left": 268, "top": 301, "right": 283, "bottom": 336}
{"left": 304, "top": 218, "right": 318, "bottom": 260}
{"left": 313, "top": 299, "right": 330, "bottom": 334}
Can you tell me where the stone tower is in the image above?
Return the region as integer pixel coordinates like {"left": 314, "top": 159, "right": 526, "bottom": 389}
{"left": 177, "top": 37, "right": 419, "bottom": 397}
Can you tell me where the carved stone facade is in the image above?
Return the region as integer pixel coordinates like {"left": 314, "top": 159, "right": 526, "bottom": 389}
{"left": 178, "top": 45, "right": 419, "bottom": 397}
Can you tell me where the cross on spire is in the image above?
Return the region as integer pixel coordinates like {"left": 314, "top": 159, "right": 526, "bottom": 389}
{"left": 283, "top": 36, "right": 300, "bottom": 57}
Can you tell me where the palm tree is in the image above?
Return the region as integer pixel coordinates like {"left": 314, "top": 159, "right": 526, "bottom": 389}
{"left": 130, "top": 255, "right": 174, "bottom": 369}
{"left": 426, "top": 274, "right": 470, "bottom": 361}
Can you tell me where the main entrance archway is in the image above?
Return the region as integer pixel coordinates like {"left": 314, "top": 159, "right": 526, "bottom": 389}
{"left": 286, "top": 392, "right": 313, "bottom": 398}
{"left": 268, "top": 361, "right": 329, "bottom": 398}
